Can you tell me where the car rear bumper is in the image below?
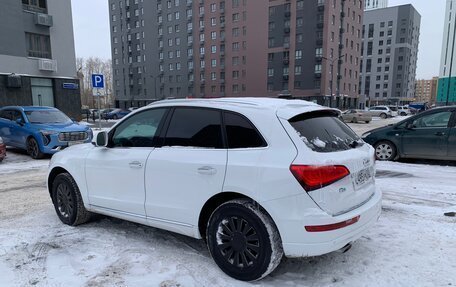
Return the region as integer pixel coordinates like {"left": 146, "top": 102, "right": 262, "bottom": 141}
{"left": 262, "top": 186, "right": 382, "bottom": 258}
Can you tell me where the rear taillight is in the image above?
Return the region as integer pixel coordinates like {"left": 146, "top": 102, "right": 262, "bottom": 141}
{"left": 290, "top": 165, "right": 350, "bottom": 192}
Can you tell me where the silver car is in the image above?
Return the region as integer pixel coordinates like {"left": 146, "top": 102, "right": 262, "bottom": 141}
{"left": 341, "top": 109, "right": 372, "bottom": 123}
{"left": 366, "top": 106, "right": 393, "bottom": 119}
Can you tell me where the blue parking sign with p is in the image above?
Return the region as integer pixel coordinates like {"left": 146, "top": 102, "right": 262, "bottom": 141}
{"left": 92, "top": 74, "right": 104, "bottom": 88}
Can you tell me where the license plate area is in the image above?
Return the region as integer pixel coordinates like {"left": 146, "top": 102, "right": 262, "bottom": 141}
{"left": 68, "top": 141, "right": 85, "bottom": 147}
{"left": 352, "top": 167, "right": 373, "bottom": 190}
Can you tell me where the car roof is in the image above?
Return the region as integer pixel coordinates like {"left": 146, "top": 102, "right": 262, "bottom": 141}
{"left": 146, "top": 97, "right": 336, "bottom": 119}
{"left": 0, "top": 106, "right": 58, "bottom": 112}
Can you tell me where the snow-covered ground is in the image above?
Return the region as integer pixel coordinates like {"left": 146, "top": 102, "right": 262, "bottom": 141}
{"left": 0, "top": 118, "right": 455, "bottom": 286}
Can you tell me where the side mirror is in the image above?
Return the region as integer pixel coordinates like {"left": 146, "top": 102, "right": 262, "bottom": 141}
{"left": 95, "top": 131, "right": 109, "bottom": 147}
{"left": 406, "top": 122, "right": 414, "bottom": 130}
{"left": 15, "top": 118, "right": 24, "bottom": 126}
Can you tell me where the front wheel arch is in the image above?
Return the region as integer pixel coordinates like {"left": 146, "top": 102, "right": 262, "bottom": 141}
{"left": 48, "top": 167, "right": 70, "bottom": 201}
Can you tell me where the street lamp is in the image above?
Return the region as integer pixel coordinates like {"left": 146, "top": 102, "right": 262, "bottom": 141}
{"left": 322, "top": 55, "right": 344, "bottom": 108}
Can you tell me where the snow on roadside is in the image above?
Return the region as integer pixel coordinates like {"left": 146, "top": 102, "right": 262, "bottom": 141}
{"left": 0, "top": 148, "right": 49, "bottom": 174}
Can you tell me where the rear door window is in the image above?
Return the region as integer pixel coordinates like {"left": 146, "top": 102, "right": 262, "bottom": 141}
{"left": 164, "top": 108, "right": 223, "bottom": 149}
{"left": 289, "top": 112, "right": 361, "bottom": 153}
{"left": 224, "top": 112, "right": 266, "bottom": 148}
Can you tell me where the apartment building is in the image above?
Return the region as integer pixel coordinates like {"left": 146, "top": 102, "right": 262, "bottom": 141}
{"left": 109, "top": 0, "right": 363, "bottom": 109}
{"left": 364, "top": 0, "right": 388, "bottom": 11}
{"left": 437, "top": 0, "right": 456, "bottom": 105}
{"left": 415, "top": 77, "right": 438, "bottom": 105}
{"left": 0, "top": 0, "right": 81, "bottom": 119}
{"left": 359, "top": 4, "right": 421, "bottom": 107}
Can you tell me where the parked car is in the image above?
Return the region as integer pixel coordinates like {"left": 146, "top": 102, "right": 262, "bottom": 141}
{"left": 81, "top": 108, "right": 91, "bottom": 120}
{"left": 341, "top": 109, "right": 372, "bottom": 123}
{"left": 366, "top": 106, "right": 393, "bottom": 119}
{"left": 103, "top": 109, "right": 130, "bottom": 120}
{"left": 48, "top": 98, "right": 381, "bottom": 281}
{"left": 409, "top": 103, "right": 430, "bottom": 115}
{"left": 100, "top": 108, "right": 116, "bottom": 119}
{"left": 397, "top": 106, "right": 411, "bottom": 116}
{"left": 362, "top": 106, "right": 456, "bottom": 161}
{"left": 0, "top": 136, "right": 6, "bottom": 162}
{"left": 0, "top": 106, "right": 93, "bottom": 159}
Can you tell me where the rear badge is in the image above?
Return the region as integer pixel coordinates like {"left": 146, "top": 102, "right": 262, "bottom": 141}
{"left": 339, "top": 187, "right": 347, "bottom": 193}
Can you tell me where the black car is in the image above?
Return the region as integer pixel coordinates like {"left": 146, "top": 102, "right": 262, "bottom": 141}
{"left": 362, "top": 106, "right": 456, "bottom": 161}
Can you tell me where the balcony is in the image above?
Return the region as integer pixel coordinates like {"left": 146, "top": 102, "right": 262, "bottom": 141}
{"left": 38, "top": 59, "right": 57, "bottom": 72}
{"left": 34, "top": 13, "right": 53, "bottom": 27}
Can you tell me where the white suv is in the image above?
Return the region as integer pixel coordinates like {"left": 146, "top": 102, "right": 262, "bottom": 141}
{"left": 47, "top": 98, "right": 381, "bottom": 281}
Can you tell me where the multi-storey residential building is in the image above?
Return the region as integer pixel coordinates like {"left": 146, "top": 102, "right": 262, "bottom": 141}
{"left": 364, "top": 0, "right": 388, "bottom": 11}
{"left": 359, "top": 4, "right": 421, "bottom": 107}
{"left": 437, "top": 0, "right": 456, "bottom": 105}
{"left": 109, "top": 0, "right": 363, "bottom": 109}
{"left": 267, "top": 0, "right": 364, "bottom": 108}
{"left": 0, "top": 0, "right": 81, "bottom": 118}
{"left": 415, "top": 77, "right": 438, "bottom": 105}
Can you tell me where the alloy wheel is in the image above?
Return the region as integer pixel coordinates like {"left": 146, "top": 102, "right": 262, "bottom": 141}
{"left": 56, "top": 183, "right": 74, "bottom": 219}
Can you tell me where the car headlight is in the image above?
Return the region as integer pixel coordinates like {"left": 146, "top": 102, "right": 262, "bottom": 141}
{"left": 40, "top": 130, "right": 58, "bottom": 136}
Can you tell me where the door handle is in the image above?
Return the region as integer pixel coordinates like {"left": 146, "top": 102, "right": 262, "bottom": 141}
{"left": 129, "top": 161, "right": 143, "bottom": 168}
{"left": 198, "top": 166, "right": 216, "bottom": 175}
{"left": 435, "top": 132, "right": 446, "bottom": 136}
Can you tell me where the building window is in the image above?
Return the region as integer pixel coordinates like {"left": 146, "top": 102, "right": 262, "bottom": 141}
{"left": 268, "top": 68, "right": 274, "bottom": 77}
{"left": 25, "top": 33, "right": 52, "bottom": 59}
{"left": 22, "top": 0, "right": 47, "bottom": 13}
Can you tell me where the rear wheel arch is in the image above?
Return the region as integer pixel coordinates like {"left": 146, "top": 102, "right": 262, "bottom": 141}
{"left": 198, "top": 192, "right": 279, "bottom": 241}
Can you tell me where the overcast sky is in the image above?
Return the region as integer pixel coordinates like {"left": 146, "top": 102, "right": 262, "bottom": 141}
{"left": 71, "top": 0, "right": 445, "bottom": 79}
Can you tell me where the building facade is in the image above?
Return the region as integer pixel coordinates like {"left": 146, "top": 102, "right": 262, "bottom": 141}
{"left": 0, "top": 0, "right": 81, "bottom": 119}
{"left": 359, "top": 4, "right": 421, "bottom": 107}
{"left": 437, "top": 0, "right": 456, "bottom": 105}
{"left": 109, "top": 0, "right": 364, "bottom": 109}
{"left": 364, "top": 0, "right": 388, "bottom": 11}
{"left": 415, "top": 77, "right": 438, "bottom": 105}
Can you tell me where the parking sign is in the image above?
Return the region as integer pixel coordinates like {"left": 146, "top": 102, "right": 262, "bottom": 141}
{"left": 91, "top": 74, "right": 104, "bottom": 88}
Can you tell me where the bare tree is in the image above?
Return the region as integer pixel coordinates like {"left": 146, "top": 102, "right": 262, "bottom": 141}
{"left": 76, "top": 57, "right": 114, "bottom": 109}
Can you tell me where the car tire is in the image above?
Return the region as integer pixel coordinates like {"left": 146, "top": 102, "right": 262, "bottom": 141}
{"left": 401, "top": 112, "right": 407, "bottom": 116}
{"left": 206, "top": 199, "right": 283, "bottom": 281}
{"left": 365, "top": 121, "right": 371, "bottom": 124}
{"left": 374, "top": 141, "right": 397, "bottom": 161}
{"left": 27, "top": 137, "right": 45, "bottom": 159}
{"left": 380, "top": 113, "right": 387, "bottom": 119}
{"left": 51, "top": 173, "right": 92, "bottom": 226}
{"left": 352, "top": 117, "right": 358, "bottom": 123}
{"left": 113, "top": 115, "right": 118, "bottom": 120}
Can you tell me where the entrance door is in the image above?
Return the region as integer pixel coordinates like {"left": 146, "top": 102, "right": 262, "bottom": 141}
{"left": 31, "top": 78, "right": 54, "bottom": 107}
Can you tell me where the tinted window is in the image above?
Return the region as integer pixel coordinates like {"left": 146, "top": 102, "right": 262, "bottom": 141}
{"left": 289, "top": 112, "right": 361, "bottom": 153}
{"left": 224, "top": 112, "right": 266, "bottom": 148}
{"left": 0, "top": 110, "right": 12, "bottom": 121}
{"left": 412, "top": 111, "right": 452, "bottom": 128}
{"left": 164, "top": 108, "right": 223, "bottom": 148}
{"left": 112, "top": 108, "right": 166, "bottom": 147}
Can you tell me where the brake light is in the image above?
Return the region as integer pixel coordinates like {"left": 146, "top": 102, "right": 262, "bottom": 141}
{"left": 305, "top": 216, "right": 360, "bottom": 232}
{"left": 290, "top": 165, "right": 350, "bottom": 192}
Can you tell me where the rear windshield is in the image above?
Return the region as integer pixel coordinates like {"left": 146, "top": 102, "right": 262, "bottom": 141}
{"left": 289, "top": 112, "right": 362, "bottom": 153}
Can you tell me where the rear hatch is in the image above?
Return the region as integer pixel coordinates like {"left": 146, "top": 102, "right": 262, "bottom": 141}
{"left": 278, "top": 108, "right": 376, "bottom": 216}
